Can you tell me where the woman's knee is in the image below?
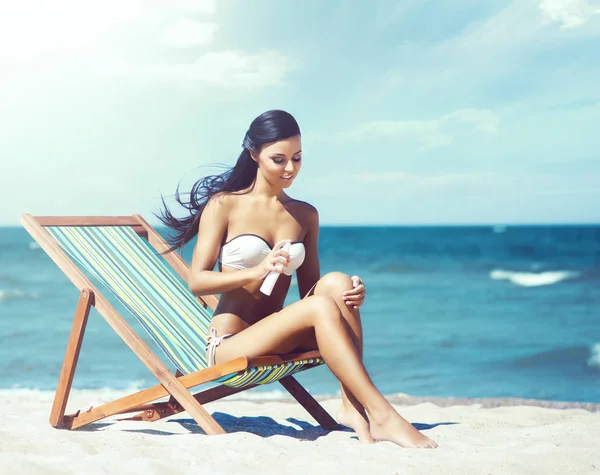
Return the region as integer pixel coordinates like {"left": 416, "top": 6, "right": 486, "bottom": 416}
{"left": 315, "top": 272, "right": 353, "bottom": 297}
{"left": 315, "top": 272, "right": 361, "bottom": 317}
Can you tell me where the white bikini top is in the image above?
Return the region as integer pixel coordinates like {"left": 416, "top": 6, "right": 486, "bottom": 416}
{"left": 219, "top": 234, "right": 306, "bottom": 276}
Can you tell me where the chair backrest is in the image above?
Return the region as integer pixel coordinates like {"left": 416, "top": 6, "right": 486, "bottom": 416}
{"left": 46, "top": 225, "right": 212, "bottom": 374}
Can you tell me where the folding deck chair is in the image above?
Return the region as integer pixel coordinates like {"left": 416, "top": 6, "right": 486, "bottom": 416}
{"left": 21, "top": 214, "right": 340, "bottom": 434}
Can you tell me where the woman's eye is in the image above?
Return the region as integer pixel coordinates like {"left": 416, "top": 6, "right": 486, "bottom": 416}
{"left": 271, "top": 157, "right": 301, "bottom": 164}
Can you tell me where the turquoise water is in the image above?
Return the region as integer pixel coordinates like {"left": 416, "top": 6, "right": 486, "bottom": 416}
{"left": 1, "top": 225, "right": 599, "bottom": 402}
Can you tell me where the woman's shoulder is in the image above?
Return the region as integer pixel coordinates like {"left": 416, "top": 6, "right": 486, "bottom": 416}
{"left": 207, "top": 191, "right": 237, "bottom": 208}
{"left": 207, "top": 191, "right": 259, "bottom": 221}
{"left": 284, "top": 198, "right": 319, "bottom": 227}
{"left": 285, "top": 197, "right": 317, "bottom": 213}
{"left": 203, "top": 193, "right": 238, "bottom": 224}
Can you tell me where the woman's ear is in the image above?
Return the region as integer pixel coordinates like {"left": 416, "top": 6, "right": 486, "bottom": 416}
{"left": 249, "top": 151, "right": 259, "bottom": 163}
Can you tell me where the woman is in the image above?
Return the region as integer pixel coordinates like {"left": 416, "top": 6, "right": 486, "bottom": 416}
{"left": 158, "top": 110, "right": 437, "bottom": 448}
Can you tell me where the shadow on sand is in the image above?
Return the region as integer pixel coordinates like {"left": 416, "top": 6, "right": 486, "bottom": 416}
{"left": 79, "top": 411, "right": 457, "bottom": 441}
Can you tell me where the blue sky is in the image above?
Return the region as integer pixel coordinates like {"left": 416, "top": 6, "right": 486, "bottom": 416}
{"left": 1, "top": 0, "right": 599, "bottom": 225}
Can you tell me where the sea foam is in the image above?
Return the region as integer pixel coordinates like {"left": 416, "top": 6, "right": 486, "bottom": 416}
{"left": 588, "top": 343, "right": 600, "bottom": 369}
{"left": 490, "top": 269, "right": 579, "bottom": 287}
{"left": 0, "top": 289, "right": 40, "bottom": 302}
{"left": 0, "top": 386, "right": 337, "bottom": 403}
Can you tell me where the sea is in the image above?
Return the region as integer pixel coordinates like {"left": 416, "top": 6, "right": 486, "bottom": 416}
{"left": 1, "top": 225, "right": 599, "bottom": 403}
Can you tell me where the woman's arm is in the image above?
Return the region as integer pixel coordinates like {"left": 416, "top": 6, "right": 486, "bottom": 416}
{"left": 296, "top": 205, "right": 321, "bottom": 299}
{"left": 188, "top": 195, "right": 260, "bottom": 296}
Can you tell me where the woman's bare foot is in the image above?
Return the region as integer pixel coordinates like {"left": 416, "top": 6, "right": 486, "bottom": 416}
{"left": 337, "top": 403, "right": 376, "bottom": 444}
{"left": 369, "top": 409, "right": 438, "bottom": 449}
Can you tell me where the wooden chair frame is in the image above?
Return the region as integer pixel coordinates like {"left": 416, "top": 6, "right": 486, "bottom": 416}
{"left": 21, "top": 213, "right": 340, "bottom": 434}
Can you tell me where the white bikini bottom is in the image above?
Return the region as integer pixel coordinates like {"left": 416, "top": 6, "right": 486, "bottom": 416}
{"left": 206, "top": 327, "right": 234, "bottom": 367}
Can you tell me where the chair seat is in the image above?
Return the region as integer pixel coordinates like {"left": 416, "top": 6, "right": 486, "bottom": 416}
{"left": 218, "top": 356, "right": 325, "bottom": 388}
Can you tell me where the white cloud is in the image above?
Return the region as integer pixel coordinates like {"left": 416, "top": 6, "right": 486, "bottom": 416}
{"left": 0, "top": 1, "right": 220, "bottom": 62}
{"left": 445, "top": 109, "right": 500, "bottom": 133}
{"left": 120, "top": 50, "right": 289, "bottom": 89}
{"left": 0, "top": 1, "right": 291, "bottom": 91}
{"left": 355, "top": 172, "right": 482, "bottom": 188}
{"left": 159, "top": 18, "right": 218, "bottom": 47}
{"left": 346, "top": 108, "right": 499, "bottom": 150}
{"left": 311, "top": 170, "right": 600, "bottom": 197}
{"left": 445, "top": 0, "right": 600, "bottom": 53}
{"left": 539, "top": 0, "right": 600, "bottom": 28}
{"left": 0, "top": 1, "right": 143, "bottom": 61}
{"left": 169, "top": 0, "right": 216, "bottom": 15}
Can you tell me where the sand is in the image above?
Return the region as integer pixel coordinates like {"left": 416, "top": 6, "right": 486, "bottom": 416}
{"left": 0, "top": 389, "right": 599, "bottom": 475}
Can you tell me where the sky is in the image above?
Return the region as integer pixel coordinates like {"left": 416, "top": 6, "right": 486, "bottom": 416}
{"left": 0, "top": 0, "right": 599, "bottom": 226}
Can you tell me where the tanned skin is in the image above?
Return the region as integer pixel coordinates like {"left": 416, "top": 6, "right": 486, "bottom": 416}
{"left": 188, "top": 135, "right": 438, "bottom": 448}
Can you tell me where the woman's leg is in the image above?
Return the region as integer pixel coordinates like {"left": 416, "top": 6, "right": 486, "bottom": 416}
{"left": 305, "top": 272, "right": 374, "bottom": 443}
{"left": 214, "top": 294, "right": 437, "bottom": 448}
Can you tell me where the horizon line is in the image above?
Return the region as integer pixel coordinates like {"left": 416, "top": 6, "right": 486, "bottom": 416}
{"left": 1, "top": 222, "right": 599, "bottom": 228}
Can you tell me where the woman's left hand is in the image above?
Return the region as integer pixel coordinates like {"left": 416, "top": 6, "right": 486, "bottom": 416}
{"left": 342, "top": 275, "right": 366, "bottom": 310}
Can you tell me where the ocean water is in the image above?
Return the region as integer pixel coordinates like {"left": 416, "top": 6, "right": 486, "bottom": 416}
{"left": 1, "top": 225, "right": 599, "bottom": 403}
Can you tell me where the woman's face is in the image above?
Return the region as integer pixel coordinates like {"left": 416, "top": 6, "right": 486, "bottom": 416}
{"left": 253, "top": 135, "right": 302, "bottom": 188}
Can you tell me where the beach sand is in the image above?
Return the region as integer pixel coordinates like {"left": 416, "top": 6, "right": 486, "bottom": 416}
{"left": 1, "top": 389, "right": 598, "bottom": 475}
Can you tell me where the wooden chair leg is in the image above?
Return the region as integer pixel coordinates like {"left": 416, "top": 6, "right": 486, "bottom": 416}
{"left": 121, "top": 383, "right": 256, "bottom": 423}
{"left": 167, "top": 370, "right": 183, "bottom": 408}
{"left": 60, "top": 357, "right": 250, "bottom": 430}
{"left": 50, "top": 289, "right": 94, "bottom": 428}
{"left": 279, "top": 376, "right": 341, "bottom": 431}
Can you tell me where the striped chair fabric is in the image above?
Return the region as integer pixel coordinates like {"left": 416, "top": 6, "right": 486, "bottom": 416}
{"left": 46, "top": 226, "right": 323, "bottom": 388}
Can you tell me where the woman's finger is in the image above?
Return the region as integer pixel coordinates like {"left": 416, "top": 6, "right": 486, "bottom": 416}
{"left": 343, "top": 285, "right": 364, "bottom": 297}
{"left": 343, "top": 293, "right": 364, "bottom": 302}
{"left": 273, "top": 239, "right": 292, "bottom": 251}
{"left": 274, "top": 256, "right": 288, "bottom": 266}
{"left": 274, "top": 249, "right": 290, "bottom": 260}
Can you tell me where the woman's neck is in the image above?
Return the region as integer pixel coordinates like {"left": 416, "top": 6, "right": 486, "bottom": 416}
{"left": 249, "top": 174, "right": 286, "bottom": 203}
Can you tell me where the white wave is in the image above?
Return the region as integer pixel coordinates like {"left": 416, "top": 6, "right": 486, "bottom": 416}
{"left": 227, "top": 389, "right": 294, "bottom": 401}
{"left": 588, "top": 343, "right": 600, "bottom": 368}
{"left": 4, "top": 382, "right": 158, "bottom": 407}
{"left": 490, "top": 269, "right": 580, "bottom": 287}
{"left": 0, "top": 289, "right": 40, "bottom": 302}
{"left": 1, "top": 385, "right": 338, "bottom": 403}
{"left": 28, "top": 241, "right": 40, "bottom": 250}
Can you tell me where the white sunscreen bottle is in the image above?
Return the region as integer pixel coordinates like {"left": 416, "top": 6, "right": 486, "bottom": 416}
{"left": 260, "top": 241, "right": 291, "bottom": 296}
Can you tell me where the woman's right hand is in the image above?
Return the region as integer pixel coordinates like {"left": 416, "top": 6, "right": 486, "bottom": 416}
{"left": 253, "top": 239, "right": 291, "bottom": 280}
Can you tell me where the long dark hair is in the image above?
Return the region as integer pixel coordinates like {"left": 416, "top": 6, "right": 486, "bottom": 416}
{"left": 156, "top": 109, "right": 301, "bottom": 253}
